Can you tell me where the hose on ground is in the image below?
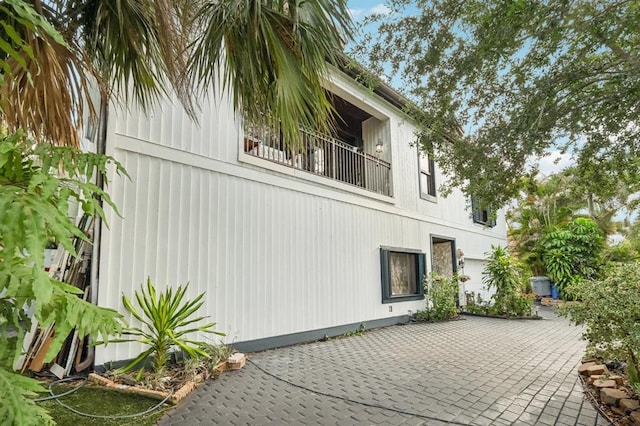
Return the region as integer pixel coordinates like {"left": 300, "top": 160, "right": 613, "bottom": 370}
{"left": 34, "top": 376, "right": 171, "bottom": 419}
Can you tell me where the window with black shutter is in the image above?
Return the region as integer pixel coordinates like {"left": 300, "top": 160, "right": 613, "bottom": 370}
{"left": 418, "top": 151, "right": 436, "bottom": 199}
{"left": 471, "top": 196, "right": 496, "bottom": 227}
{"left": 380, "top": 247, "right": 426, "bottom": 303}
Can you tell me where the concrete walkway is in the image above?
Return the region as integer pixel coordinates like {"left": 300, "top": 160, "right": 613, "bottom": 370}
{"left": 158, "top": 307, "right": 610, "bottom": 425}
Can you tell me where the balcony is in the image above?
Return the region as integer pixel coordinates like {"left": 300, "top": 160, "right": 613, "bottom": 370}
{"left": 244, "top": 125, "right": 392, "bottom": 197}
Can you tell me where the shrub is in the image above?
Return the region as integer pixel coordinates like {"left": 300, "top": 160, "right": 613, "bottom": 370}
{"left": 113, "top": 278, "right": 225, "bottom": 375}
{"left": 483, "top": 246, "right": 534, "bottom": 317}
{"left": 463, "top": 291, "right": 489, "bottom": 315}
{"left": 557, "top": 262, "right": 640, "bottom": 391}
{"left": 542, "top": 217, "right": 604, "bottom": 296}
{"left": 416, "top": 273, "right": 458, "bottom": 321}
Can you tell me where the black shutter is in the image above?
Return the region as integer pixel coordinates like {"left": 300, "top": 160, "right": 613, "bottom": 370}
{"left": 428, "top": 158, "right": 436, "bottom": 196}
{"left": 380, "top": 248, "right": 391, "bottom": 302}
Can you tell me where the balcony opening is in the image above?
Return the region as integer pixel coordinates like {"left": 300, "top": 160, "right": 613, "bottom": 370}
{"left": 243, "top": 94, "right": 392, "bottom": 196}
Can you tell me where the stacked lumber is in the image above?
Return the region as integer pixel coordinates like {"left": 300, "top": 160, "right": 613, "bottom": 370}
{"left": 15, "top": 214, "right": 95, "bottom": 378}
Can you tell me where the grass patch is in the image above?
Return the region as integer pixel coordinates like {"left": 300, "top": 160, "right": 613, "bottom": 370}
{"left": 36, "top": 383, "right": 169, "bottom": 426}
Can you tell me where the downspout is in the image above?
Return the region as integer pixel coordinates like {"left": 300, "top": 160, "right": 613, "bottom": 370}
{"left": 76, "top": 95, "right": 109, "bottom": 372}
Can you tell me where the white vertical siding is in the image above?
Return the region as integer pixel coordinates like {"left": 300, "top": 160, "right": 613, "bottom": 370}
{"left": 113, "top": 89, "right": 239, "bottom": 163}
{"left": 96, "top": 67, "right": 507, "bottom": 364}
{"left": 362, "top": 117, "right": 390, "bottom": 161}
{"left": 98, "top": 150, "right": 433, "bottom": 363}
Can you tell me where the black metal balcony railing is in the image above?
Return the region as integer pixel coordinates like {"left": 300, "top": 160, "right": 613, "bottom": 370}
{"left": 244, "top": 126, "right": 392, "bottom": 196}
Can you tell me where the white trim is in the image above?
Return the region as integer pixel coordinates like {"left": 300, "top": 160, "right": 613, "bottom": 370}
{"left": 325, "top": 65, "right": 398, "bottom": 121}
{"left": 420, "top": 193, "right": 438, "bottom": 203}
{"left": 112, "top": 134, "right": 506, "bottom": 240}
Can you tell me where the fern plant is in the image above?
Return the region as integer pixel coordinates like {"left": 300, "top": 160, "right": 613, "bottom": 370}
{"left": 0, "top": 130, "right": 127, "bottom": 424}
{"left": 114, "top": 278, "right": 225, "bottom": 375}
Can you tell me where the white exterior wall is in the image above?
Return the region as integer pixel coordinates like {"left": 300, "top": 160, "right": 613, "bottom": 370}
{"left": 96, "top": 70, "right": 506, "bottom": 365}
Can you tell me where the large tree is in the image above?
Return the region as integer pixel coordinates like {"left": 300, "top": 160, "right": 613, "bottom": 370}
{"left": 1, "top": 0, "right": 353, "bottom": 147}
{"left": 355, "top": 0, "right": 640, "bottom": 208}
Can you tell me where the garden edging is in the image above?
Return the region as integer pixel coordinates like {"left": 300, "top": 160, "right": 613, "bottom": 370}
{"left": 88, "top": 353, "right": 245, "bottom": 405}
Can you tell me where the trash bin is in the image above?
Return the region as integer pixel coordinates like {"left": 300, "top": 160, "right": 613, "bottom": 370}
{"left": 551, "top": 284, "right": 560, "bottom": 299}
{"left": 529, "top": 276, "right": 552, "bottom": 297}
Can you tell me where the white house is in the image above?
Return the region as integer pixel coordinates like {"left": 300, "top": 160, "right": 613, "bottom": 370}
{"left": 93, "top": 63, "right": 507, "bottom": 366}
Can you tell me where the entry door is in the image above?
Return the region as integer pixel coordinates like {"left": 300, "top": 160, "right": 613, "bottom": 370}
{"left": 431, "top": 236, "right": 457, "bottom": 278}
{"left": 431, "top": 236, "right": 459, "bottom": 306}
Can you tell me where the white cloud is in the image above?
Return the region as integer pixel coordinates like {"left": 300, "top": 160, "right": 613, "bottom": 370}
{"left": 536, "top": 151, "right": 574, "bottom": 177}
{"left": 369, "top": 4, "right": 391, "bottom": 15}
{"left": 350, "top": 4, "right": 391, "bottom": 20}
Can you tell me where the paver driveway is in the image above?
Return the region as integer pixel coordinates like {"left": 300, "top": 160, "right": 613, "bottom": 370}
{"left": 158, "top": 307, "right": 609, "bottom": 425}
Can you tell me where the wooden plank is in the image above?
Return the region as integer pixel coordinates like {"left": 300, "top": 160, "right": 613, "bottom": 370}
{"left": 28, "top": 331, "right": 55, "bottom": 372}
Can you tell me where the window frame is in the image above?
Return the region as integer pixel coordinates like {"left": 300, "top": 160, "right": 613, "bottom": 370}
{"left": 418, "top": 151, "right": 437, "bottom": 200}
{"left": 380, "top": 246, "right": 426, "bottom": 304}
{"left": 471, "top": 196, "right": 497, "bottom": 227}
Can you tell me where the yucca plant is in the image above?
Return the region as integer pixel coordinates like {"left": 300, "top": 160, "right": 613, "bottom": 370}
{"left": 116, "top": 277, "right": 225, "bottom": 374}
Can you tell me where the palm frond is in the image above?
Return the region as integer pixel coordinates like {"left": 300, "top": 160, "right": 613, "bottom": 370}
{"left": 189, "top": 0, "right": 353, "bottom": 148}
{"left": 82, "top": 0, "right": 197, "bottom": 118}
{"left": 0, "top": 30, "right": 90, "bottom": 147}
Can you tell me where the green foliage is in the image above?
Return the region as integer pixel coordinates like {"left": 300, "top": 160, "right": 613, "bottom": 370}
{"left": 191, "top": 0, "right": 354, "bottom": 148}
{"left": 482, "top": 246, "right": 534, "bottom": 317}
{"left": 2, "top": 0, "right": 354, "bottom": 148}
{"left": 356, "top": 0, "right": 640, "bottom": 209}
{"left": 196, "top": 343, "right": 234, "bottom": 375}
{"left": 114, "top": 277, "right": 225, "bottom": 375}
{"left": 0, "top": 130, "right": 127, "bottom": 424}
{"left": 416, "top": 273, "right": 458, "bottom": 321}
{"left": 0, "top": 0, "right": 66, "bottom": 85}
{"left": 507, "top": 174, "right": 582, "bottom": 275}
{"left": 557, "top": 262, "right": 640, "bottom": 389}
{"left": 605, "top": 240, "right": 640, "bottom": 263}
{"left": 0, "top": 366, "right": 53, "bottom": 425}
{"left": 464, "top": 292, "right": 489, "bottom": 315}
{"left": 508, "top": 171, "right": 634, "bottom": 286}
{"left": 542, "top": 217, "right": 604, "bottom": 295}
{"left": 344, "top": 323, "right": 367, "bottom": 337}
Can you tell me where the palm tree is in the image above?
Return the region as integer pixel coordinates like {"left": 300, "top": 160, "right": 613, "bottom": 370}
{"left": 507, "top": 174, "right": 579, "bottom": 275}
{"left": 0, "top": 0, "right": 353, "bottom": 147}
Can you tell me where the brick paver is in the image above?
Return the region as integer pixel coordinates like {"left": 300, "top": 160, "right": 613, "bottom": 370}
{"left": 158, "top": 307, "right": 610, "bottom": 425}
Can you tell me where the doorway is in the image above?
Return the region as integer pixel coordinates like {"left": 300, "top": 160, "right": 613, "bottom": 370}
{"left": 431, "top": 235, "right": 459, "bottom": 306}
{"left": 430, "top": 236, "right": 457, "bottom": 278}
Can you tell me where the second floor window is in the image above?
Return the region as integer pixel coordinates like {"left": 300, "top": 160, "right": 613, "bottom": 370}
{"left": 418, "top": 151, "right": 436, "bottom": 198}
{"left": 471, "top": 196, "right": 496, "bottom": 227}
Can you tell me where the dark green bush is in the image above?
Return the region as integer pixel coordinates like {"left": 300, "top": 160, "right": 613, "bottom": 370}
{"left": 542, "top": 217, "right": 604, "bottom": 296}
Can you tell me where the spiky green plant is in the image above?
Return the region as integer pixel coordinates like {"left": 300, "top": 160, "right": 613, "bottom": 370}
{"left": 116, "top": 278, "right": 225, "bottom": 374}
